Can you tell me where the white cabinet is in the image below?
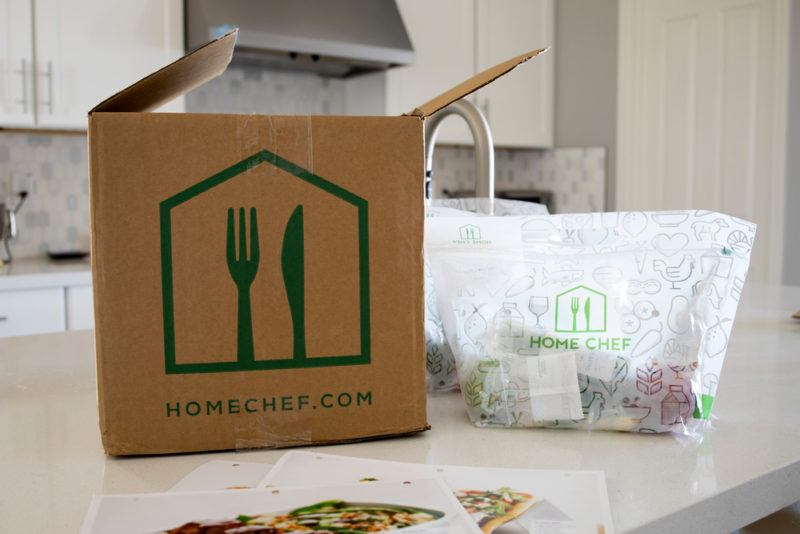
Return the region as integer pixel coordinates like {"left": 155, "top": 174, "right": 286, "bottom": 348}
{"left": 0, "top": 287, "right": 65, "bottom": 337}
{"left": 65, "top": 285, "right": 93, "bottom": 331}
{"left": 387, "top": 0, "right": 554, "bottom": 147}
{"left": 0, "top": 261, "right": 93, "bottom": 338}
{"left": 387, "top": 0, "right": 475, "bottom": 144}
{"left": 475, "top": 0, "right": 554, "bottom": 148}
{"left": 0, "top": 0, "right": 183, "bottom": 130}
{"left": 0, "top": 283, "right": 93, "bottom": 337}
{"left": 0, "top": 0, "right": 35, "bottom": 127}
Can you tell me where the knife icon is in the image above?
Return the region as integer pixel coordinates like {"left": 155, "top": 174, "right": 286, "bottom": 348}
{"left": 584, "top": 298, "right": 591, "bottom": 331}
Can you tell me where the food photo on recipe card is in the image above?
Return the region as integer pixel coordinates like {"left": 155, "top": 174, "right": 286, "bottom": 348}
{"left": 260, "top": 451, "right": 614, "bottom": 534}
{"left": 81, "top": 477, "right": 479, "bottom": 534}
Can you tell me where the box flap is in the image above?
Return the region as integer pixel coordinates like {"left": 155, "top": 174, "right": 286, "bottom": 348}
{"left": 90, "top": 30, "right": 237, "bottom": 113}
{"left": 405, "top": 48, "right": 548, "bottom": 118}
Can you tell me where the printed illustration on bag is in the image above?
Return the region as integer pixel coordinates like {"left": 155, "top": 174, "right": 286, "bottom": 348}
{"left": 554, "top": 285, "right": 607, "bottom": 333}
{"left": 159, "top": 149, "right": 370, "bottom": 374}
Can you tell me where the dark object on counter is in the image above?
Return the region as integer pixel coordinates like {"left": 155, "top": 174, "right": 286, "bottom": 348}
{"left": 46, "top": 250, "right": 90, "bottom": 261}
{"left": 0, "top": 191, "right": 28, "bottom": 263}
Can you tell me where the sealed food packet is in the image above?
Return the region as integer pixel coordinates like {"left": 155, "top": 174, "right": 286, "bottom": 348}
{"left": 426, "top": 211, "right": 755, "bottom": 435}
{"left": 424, "top": 198, "right": 548, "bottom": 392}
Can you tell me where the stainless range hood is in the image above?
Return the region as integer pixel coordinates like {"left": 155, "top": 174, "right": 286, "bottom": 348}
{"left": 185, "top": 0, "right": 415, "bottom": 78}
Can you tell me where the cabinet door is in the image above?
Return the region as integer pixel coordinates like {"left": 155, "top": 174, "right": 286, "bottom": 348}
{"left": 0, "top": 287, "right": 65, "bottom": 337}
{"left": 32, "top": 0, "right": 184, "bottom": 129}
{"left": 65, "top": 285, "right": 93, "bottom": 331}
{"left": 387, "top": 0, "right": 475, "bottom": 144}
{"left": 476, "top": 0, "right": 554, "bottom": 147}
{"left": 0, "top": 0, "right": 35, "bottom": 127}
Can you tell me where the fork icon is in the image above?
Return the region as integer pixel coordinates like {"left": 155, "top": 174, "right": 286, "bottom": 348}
{"left": 570, "top": 297, "right": 580, "bottom": 332}
{"left": 226, "top": 207, "right": 260, "bottom": 365}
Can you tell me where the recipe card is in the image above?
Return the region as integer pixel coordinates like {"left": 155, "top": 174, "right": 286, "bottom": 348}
{"left": 168, "top": 460, "right": 273, "bottom": 492}
{"left": 260, "top": 451, "right": 614, "bottom": 534}
{"left": 82, "top": 478, "right": 480, "bottom": 534}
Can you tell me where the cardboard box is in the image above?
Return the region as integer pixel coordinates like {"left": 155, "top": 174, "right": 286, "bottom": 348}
{"left": 89, "top": 30, "right": 544, "bottom": 455}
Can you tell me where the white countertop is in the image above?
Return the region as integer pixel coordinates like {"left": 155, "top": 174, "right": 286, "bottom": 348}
{"left": 1, "top": 284, "right": 799, "bottom": 533}
{"left": 0, "top": 256, "right": 91, "bottom": 290}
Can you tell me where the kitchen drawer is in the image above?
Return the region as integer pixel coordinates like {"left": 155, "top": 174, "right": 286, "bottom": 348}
{"left": 65, "top": 285, "right": 93, "bottom": 331}
{"left": 0, "top": 287, "right": 65, "bottom": 338}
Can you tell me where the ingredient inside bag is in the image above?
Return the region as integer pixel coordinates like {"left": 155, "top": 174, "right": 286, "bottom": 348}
{"left": 426, "top": 211, "right": 755, "bottom": 435}
{"left": 424, "top": 198, "right": 548, "bottom": 392}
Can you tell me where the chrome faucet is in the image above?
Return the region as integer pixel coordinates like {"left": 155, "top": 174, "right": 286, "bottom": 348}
{"left": 424, "top": 99, "right": 495, "bottom": 214}
{"left": 0, "top": 191, "right": 27, "bottom": 263}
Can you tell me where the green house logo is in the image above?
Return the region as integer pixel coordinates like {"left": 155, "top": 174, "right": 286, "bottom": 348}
{"left": 159, "top": 149, "right": 370, "bottom": 374}
{"left": 459, "top": 224, "right": 481, "bottom": 242}
{"left": 554, "top": 285, "right": 607, "bottom": 333}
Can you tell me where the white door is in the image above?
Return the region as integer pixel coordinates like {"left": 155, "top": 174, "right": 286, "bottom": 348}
{"left": 475, "top": 0, "right": 554, "bottom": 148}
{"left": 617, "top": 0, "right": 790, "bottom": 283}
{"left": 0, "top": 0, "right": 35, "bottom": 127}
{"left": 387, "top": 0, "right": 475, "bottom": 144}
{"left": 33, "top": 0, "right": 184, "bottom": 129}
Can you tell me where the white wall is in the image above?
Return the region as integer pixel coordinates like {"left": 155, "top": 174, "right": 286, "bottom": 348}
{"left": 783, "top": 1, "right": 800, "bottom": 285}
{"left": 553, "top": 0, "right": 618, "bottom": 208}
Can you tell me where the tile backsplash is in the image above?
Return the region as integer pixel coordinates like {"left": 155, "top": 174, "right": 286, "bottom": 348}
{"left": 430, "top": 145, "right": 605, "bottom": 213}
{"left": 0, "top": 66, "right": 606, "bottom": 260}
{"left": 0, "top": 132, "right": 89, "bottom": 259}
{"left": 186, "top": 64, "right": 348, "bottom": 115}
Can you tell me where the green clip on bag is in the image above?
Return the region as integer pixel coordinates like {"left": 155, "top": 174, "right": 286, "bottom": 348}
{"left": 426, "top": 211, "right": 754, "bottom": 435}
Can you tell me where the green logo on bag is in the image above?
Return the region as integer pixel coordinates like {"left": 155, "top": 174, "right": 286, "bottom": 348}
{"left": 453, "top": 224, "right": 491, "bottom": 245}
{"left": 554, "top": 285, "right": 607, "bottom": 333}
{"left": 459, "top": 224, "right": 481, "bottom": 242}
{"left": 159, "top": 149, "right": 371, "bottom": 375}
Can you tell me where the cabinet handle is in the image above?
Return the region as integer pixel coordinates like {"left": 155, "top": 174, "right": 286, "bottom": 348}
{"left": 0, "top": 315, "right": 8, "bottom": 322}
{"left": 40, "top": 61, "right": 54, "bottom": 115}
{"left": 14, "top": 59, "right": 29, "bottom": 113}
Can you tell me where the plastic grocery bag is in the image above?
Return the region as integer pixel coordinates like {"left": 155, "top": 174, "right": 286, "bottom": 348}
{"left": 426, "top": 210, "right": 755, "bottom": 435}
{"left": 424, "top": 198, "right": 548, "bottom": 392}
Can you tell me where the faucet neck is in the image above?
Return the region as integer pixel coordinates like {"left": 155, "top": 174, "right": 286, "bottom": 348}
{"left": 424, "top": 99, "right": 495, "bottom": 214}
